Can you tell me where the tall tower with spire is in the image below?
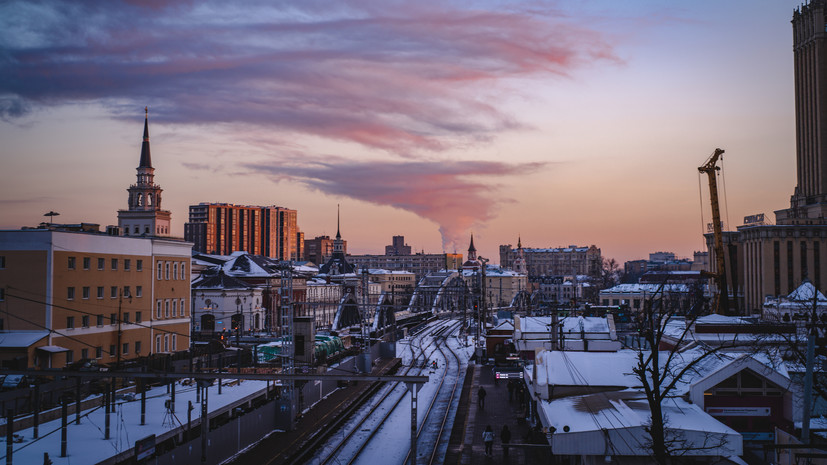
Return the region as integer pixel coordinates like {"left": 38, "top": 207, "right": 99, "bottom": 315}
{"left": 513, "top": 235, "right": 527, "bottom": 274}
{"left": 118, "top": 108, "right": 172, "bottom": 237}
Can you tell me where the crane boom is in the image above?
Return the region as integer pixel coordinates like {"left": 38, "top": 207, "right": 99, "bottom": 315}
{"left": 698, "top": 148, "right": 729, "bottom": 315}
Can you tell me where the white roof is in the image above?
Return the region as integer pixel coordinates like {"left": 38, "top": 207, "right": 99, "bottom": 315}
{"left": 534, "top": 350, "right": 641, "bottom": 388}
{"left": 517, "top": 316, "right": 611, "bottom": 336}
{"left": 600, "top": 283, "right": 690, "bottom": 294}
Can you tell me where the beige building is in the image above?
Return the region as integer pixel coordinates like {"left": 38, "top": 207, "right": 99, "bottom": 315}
{"left": 499, "top": 243, "right": 602, "bottom": 278}
{"left": 462, "top": 265, "right": 528, "bottom": 308}
{"left": 348, "top": 253, "right": 462, "bottom": 281}
{"left": 0, "top": 229, "right": 192, "bottom": 368}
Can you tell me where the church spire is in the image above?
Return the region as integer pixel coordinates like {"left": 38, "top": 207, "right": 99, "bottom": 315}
{"left": 517, "top": 235, "right": 522, "bottom": 249}
{"left": 336, "top": 203, "right": 341, "bottom": 240}
{"left": 139, "top": 107, "right": 152, "bottom": 169}
{"left": 467, "top": 233, "right": 477, "bottom": 261}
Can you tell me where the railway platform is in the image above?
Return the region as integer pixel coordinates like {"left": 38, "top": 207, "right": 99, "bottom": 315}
{"left": 449, "top": 360, "right": 543, "bottom": 464}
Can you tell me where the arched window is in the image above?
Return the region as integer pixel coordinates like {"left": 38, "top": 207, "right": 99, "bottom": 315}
{"left": 137, "top": 193, "right": 143, "bottom": 206}
{"left": 147, "top": 193, "right": 153, "bottom": 207}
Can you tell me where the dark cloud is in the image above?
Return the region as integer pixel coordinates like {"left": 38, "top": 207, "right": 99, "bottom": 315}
{"left": 246, "top": 158, "right": 546, "bottom": 250}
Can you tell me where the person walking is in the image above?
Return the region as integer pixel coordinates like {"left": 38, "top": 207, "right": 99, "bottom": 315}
{"left": 501, "top": 424, "right": 512, "bottom": 458}
{"left": 477, "top": 385, "right": 487, "bottom": 409}
{"left": 483, "top": 425, "right": 495, "bottom": 456}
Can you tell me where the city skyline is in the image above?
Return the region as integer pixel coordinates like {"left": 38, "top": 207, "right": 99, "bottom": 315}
{"left": 0, "top": 1, "right": 801, "bottom": 264}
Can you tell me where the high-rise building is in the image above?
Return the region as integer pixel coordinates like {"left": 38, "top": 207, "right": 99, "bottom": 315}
{"left": 185, "top": 203, "right": 302, "bottom": 260}
{"left": 304, "top": 235, "right": 343, "bottom": 265}
{"left": 118, "top": 109, "right": 172, "bottom": 237}
{"left": 708, "top": 2, "right": 827, "bottom": 313}
{"left": 385, "top": 235, "right": 411, "bottom": 256}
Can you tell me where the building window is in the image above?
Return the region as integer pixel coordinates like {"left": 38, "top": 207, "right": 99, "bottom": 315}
{"left": 111, "top": 286, "right": 118, "bottom": 298}
{"left": 0, "top": 256, "right": 4, "bottom": 268}
{"left": 83, "top": 257, "right": 90, "bottom": 270}
{"left": 96, "top": 315, "right": 104, "bottom": 326}
{"left": 156, "top": 301, "right": 162, "bottom": 318}
{"left": 82, "top": 286, "right": 90, "bottom": 299}
{"left": 774, "top": 241, "right": 780, "bottom": 296}
{"left": 135, "top": 341, "right": 142, "bottom": 354}
{"left": 157, "top": 262, "right": 163, "bottom": 280}
{"left": 173, "top": 263, "right": 178, "bottom": 280}
{"left": 816, "top": 242, "right": 822, "bottom": 291}
{"left": 109, "top": 344, "right": 115, "bottom": 357}
{"left": 81, "top": 348, "right": 88, "bottom": 360}
{"left": 66, "top": 351, "right": 74, "bottom": 364}
{"left": 97, "top": 286, "right": 104, "bottom": 299}
{"left": 180, "top": 262, "right": 186, "bottom": 279}
{"left": 180, "top": 298, "right": 185, "bottom": 316}
{"left": 98, "top": 258, "right": 105, "bottom": 270}
{"left": 165, "top": 262, "right": 170, "bottom": 280}
{"left": 110, "top": 313, "right": 116, "bottom": 325}
{"left": 0, "top": 288, "right": 4, "bottom": 301}
{"left": 82, "top": 316, "right": 89, "bottom": 327}
{"left": 172, "top": 300, "right": 177, "bottom": 317}
{"left": 122, "top": 343, "right": 129, "bottom": 355}
{"left": 123, "top": 286, "right": 131, "bottom": 298}
{"left": 68, "top": 256, "right": 76, "bottom": 269}
{"left": 124, "top": 259, "right": 131, "bottom": 271}
{"left": 136, "top": 286, "right": 142, "bottom": 298}
{"left": 171, "top": 334, "right": 176, "bottom": 351}
{"left": 137, "top": 259, "right": 143, "bottom": 271}
{"left": 802, "top": 241, "right": 808, "bottom": 281}
{"left": 95, "top": 346, "right": 102, "bottom": 359}
{"left": 123, "top": 312, "right": 130, "bottom": 324}
{"left": 111, "top": 258, "right": 118, "bottom": 270}
{"left": 135, "top": 311, "right": 142, "bottom": 323}
{"left": 165, "top": 300, "right": 170, "bottom": 318}
{"left": 67, "top": 316, "right": 75, "bottom": 329}
{"left": 788, "top": 241, "right": 794, "bottom": 292}
{"left": 156, "top": 336, "right": 161, "bottom": 354}
{"left": 67, "top": 287, "right": 75, "bottom": 300}
{"left": 164, "top": 335, "right": 169, "bottom": 352}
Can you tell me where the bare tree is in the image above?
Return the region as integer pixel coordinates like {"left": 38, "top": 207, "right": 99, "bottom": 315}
{"left": 632, "top": 283, "right": 739, "bottom": 464}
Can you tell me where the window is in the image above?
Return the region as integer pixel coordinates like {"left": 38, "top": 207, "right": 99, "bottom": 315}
{"left": 66, "top": 351, "right": 74, "bottom": 364}
{"left": 136, "top": 259, "right": 143, "bottom": 271}
{"left": 95, "top": 346, "right": 102, "bottom": 359}
{"left": 135, "top": 341, "right": 142, "bottom": 354}
{"left": 97, "top": 286, "right": 104, "bottom": 299}
{"left": 124, "top": 259, "right": 131, "bottom": 271}
{"left": 155, "top": 336, "right": 161, "bottom": 353}
{"left": 135, "top": 311, "right": 142, "bottom": 323}
{"left": 136, "top": 286, "right": 142, "bottom": 298}
{"left": 172, "top": 300, "right": 177, "bottom": 317}
{"left": 110, "top": 313, "right": 116, "bottom": 325}
{"left": 165, "top": 300, "right": 170, "bottom": 318}
{"left": 165, "top": 262, "right": 170, "bottom": 280}
{"left": 82, "top": 316, "right": 89, "bottom": 328}
{"left": 0, "top": 256, "right": 5, "bottom": 268}
{"left": 68, "top": 256, "right": 76, "bottom": 269}
{"left": 83, "top": 257, "right": 90, "bottom": 270}
{"left": 171, "top": 335, "right": 176, "bottom": 351}
{"left": 122, "top": 343, "right": 129, "bottom": 355}
{"left": 0, "top": 289, "right": 4, "bottom": 301}
{"left": 111, "top": 258, "right": 118, "bottom": 270}
{"left": 123, "top": 286, "right": 131, "bottom": 298}
{"left": 96, "top": 315, "right": 104, "bottom": 326}
{"left": 81, "top": 348, "right": 88, "bottom": 360}
{"left": 173, "top": 263, "right": 178, "bottom": 280}
{"left": 180, "top": 299, "right": 185, "bottom": 316}
{"left": 156, "top": 301, "right": 162, "bottom": 318}
{"left": 123, "top": 312, "right": 130, "bottom": 324}
{"left": 157, "top": 262, "right": 163, "bottom": 280}
{"left": 180, "top": 262, "right": 185, "bottom": 279}
{"left": 111, "top": 286, "right": 118, "bottom": 298}
{"left": 164, "top": 335, "right": 169, "bottom": 352}
{"left": 82, "top": 286, "right": 90, "bottom": 299}
{"left": 67, "top": 287, "right": 75, "bottom": 300}
{"left": 98, "top": 258, "right": 105, "bottom": 270}
{"left": 109, "top": 344, "right": 115, "bottom": 357}
{"left": 67, "top": 316, "right": 75, "bottom": 329}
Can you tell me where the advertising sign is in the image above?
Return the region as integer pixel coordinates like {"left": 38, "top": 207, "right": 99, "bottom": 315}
{"left": 135, "top": 434, "right": 156, "bottom": 461}
{"left": 706, "top": 406, "right": 770, "bottom": 417}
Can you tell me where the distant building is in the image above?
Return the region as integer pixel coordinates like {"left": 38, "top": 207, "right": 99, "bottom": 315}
{"left": 185, "top": 203, "right": 302, "bottom": 260}
{"left": 499, "top": 243, "right": 601, "bottom": 277}
{"left": 117, "top": 110, "right": 172, "bottom": 237}
{"left": 0, "top": 229, "right": 192, "bottom": 368}
{"left": 385, "top": 235, "right": 411, "bottom": 256}
{"left": 319, "top": 207, "right": 355, "bottom": 276}
{"left": 304, "top": 235, "right": 344, "bottom": 265}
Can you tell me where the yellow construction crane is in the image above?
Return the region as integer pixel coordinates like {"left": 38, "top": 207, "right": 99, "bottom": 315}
{"left": 698, "top": 148, "right": 729, "bottom": 315}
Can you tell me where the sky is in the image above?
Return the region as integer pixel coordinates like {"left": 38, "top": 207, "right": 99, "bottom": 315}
{"left": 0, "top": 0, "right": 802, "bottom": 264}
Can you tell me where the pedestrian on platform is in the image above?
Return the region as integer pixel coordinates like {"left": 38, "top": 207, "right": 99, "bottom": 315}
{"left": 501, "top": 424, "right": 512, "bottom": 458}
{"left": 483, "top": 425, "right": 494, "bottom": 456}
{"left": 507, "top": 379, "right": 515, "bottom": 402}
{"left": 478, "top": 385, "right": 487, "bottom": 409}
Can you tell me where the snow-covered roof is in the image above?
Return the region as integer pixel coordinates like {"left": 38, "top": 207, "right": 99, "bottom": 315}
{"left": 0, "top": 330, "right": 50, "bottom": 348}
{"left": 516, "top": 316, "right": 612, "bottom": 337}
{"left": 491, "top": 320, "right": 514, "bottom": 331}
{"left": 541, "top": 391, "right": 742, "bottom": 457}
{"left": 534, "top": 350, "right": 640, "bottom": 388}
{"left": 600, "top": 283, "right": 690, "bottom": 294}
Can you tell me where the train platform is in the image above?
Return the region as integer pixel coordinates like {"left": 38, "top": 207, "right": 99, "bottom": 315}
{"left": 448, "top": 360, "right": 546, "bottom": 464}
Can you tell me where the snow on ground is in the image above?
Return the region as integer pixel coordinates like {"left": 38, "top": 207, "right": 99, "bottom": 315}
{"left": 1, "top": 378, "right": 270, "bottom": 465}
